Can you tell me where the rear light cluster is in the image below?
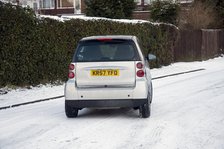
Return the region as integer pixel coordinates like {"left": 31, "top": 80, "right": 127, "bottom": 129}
{"left": 68, "top": 63, "right": 75, "bottom": 79}
{"left": 136, "top": 62, "right": 145, "bottom": 77}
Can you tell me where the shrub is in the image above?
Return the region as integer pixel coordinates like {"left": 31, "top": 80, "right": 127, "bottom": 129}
{"left": 84, "top": 0, "right": 136, "bottom": 19}
{"left": 150, "top": 0, "right": 180, "bottom": 25}
{"left": 0, "top": 2, "right": 178, "bottom": 87}
{"left": 0, "top": 2, "right": 38, "bottom": 86}
{"left": 190, "top": 0, "right": 224, "bottom": 28}
{"left": 217, "top": 0, "right": 224, "bottom": 27}
{"left": 178, "top": 1, "right": 217, "bottom": 29}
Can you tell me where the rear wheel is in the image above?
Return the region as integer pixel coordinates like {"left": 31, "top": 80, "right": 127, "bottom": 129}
{"left": 65, "top": 101, "right": 78, "bottom": 118}
{"left": 139, "top": 91, "right": 152, "bottom": 118}
{"left": 139, "top": 102, "right": 151, "bottom": 118}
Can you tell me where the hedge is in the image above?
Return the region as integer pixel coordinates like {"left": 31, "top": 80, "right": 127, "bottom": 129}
{"left": 0, "top": 2, "right": 178, "bottom": 87}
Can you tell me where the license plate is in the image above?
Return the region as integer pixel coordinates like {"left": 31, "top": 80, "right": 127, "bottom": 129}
{"left": 90, "top": 69, "right": 119, "bottom": 76}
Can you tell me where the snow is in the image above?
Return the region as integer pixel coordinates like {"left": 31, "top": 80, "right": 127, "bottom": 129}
{"left": 179, "top": 0, "right": 193, "bottom": 4}
{"left": 39, "top": 15, "right": 65, "bottom": 22}
{"left": 0, "top": 84, "right": 64, "bottom": 107}
{"left": 38, "top": 14, "right": 178, "bottom": 29}
{"left": 0, "top": 57, "right": 224, "bottom": 149}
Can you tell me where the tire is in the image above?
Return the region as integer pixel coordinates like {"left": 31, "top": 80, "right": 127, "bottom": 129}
{"left": 139, "top": 102, "right": 151, "bottom": 118}
{"left": 139, "top": 91, "right": 152, "bottom": 118}
{"left": 65, "top": 101, "right": 78, "bottom": 118}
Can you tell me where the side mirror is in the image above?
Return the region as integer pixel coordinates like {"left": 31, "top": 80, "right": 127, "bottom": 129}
{"left": 147, "top": 54, "right": 156, "bottom": 61}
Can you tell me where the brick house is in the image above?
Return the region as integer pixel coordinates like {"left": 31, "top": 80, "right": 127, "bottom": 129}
{"left": 10, "top": 0, "right": 193, "bottom": 20}
{"left": 37, "top": 0, "right": 152, "bottom": 18}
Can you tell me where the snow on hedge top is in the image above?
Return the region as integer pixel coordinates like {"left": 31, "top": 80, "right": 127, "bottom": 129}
{"left": 38, "top": 14, "right": 178, "bottom": 29}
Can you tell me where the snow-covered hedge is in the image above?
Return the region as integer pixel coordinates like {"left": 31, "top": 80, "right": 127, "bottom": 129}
{"left": 0, "top": 2, "right": 178, "bottom": 87}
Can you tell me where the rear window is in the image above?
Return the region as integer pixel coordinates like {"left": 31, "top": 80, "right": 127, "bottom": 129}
{"left": 73, "top": 39, "right": 140, "bottom": 62}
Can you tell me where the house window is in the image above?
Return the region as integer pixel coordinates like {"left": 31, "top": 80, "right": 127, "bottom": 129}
{"left": 144, "top": 0, "right": 150, "bottom": 5}
{"left": 75, "top": 0, "right": 81, "bottom": 13}
{"left": 39, "top": 0, "right": 55, "bottom": 8}
{"left": 57, "top": 0, "right": 73, "bottom": 8}
{"left": 134, "top": 0, "right": 151, "bottom": 5}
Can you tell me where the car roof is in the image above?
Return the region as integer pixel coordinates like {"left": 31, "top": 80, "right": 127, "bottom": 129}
{"left": 81, "top": 35, "right": 136, "bottom": 41}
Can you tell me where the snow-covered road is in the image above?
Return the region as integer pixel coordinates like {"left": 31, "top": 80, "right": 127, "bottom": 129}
{"left": 0, "top": 58, "right": 224, "bottom": 149}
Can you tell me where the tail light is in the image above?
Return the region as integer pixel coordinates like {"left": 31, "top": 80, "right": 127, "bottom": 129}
{"left": 69, "top": 64, "right": 75, "bottom": 70}
{"left": 136, "top": 62, "right": 145, "bottom": 77}
{"left": 68, "top": 63, "right": 75, "bottom": 79}
{"left": 136, "top": 62, "right": 143, "bottom": 69}
{"left": 137, "top": 70, "right": 144, "bottom": 77}
{"left": 68, "top": 72, "right": 75, "bottom": 79}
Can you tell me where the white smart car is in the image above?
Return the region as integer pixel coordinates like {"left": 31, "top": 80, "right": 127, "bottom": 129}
{"left": 65, "top": 35, "right": 156, "bottom": 118}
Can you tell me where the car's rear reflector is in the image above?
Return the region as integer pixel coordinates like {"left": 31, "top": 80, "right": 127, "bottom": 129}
{"left": 137, "top": 70, "right": 144, "bottom": 77}
{"left": 68, "top": 72, "right": 75, "bottom": 79}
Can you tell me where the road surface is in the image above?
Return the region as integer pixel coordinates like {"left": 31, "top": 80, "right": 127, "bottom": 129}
{"left": 1, "top": 58, "right": 224, "bottom": 149}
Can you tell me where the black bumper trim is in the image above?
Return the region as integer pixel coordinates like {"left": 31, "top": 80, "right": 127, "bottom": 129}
{"left": 65, "top": 99, "right": 147, "bottom": 108}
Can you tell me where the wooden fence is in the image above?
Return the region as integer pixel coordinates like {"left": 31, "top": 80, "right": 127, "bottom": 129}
{"left": 174, "top": 29, "right": 224, "bottom": 62}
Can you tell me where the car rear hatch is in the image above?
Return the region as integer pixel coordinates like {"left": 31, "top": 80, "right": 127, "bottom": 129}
{"left": 73, "top": 38, "right": 141, "bottom": 88}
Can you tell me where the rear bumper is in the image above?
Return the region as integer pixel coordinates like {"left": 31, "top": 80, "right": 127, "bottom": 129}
{"left": 66, "top": 99, "right": 147, "bottom": 108}
{"left": 65, "top": 80, "right": 149, "bottom": 100}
